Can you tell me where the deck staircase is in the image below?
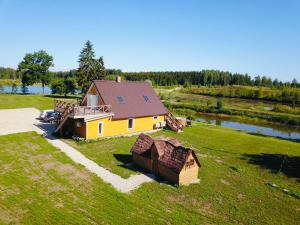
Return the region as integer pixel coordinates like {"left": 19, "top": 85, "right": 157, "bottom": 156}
{"left": 165, "top": 111, "right": 183, "bottom": 132}
{"left": 54, "top": 103, "right": 75, "bottom": 134}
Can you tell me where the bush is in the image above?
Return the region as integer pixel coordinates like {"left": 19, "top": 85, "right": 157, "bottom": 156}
{"left": 216, "top": 99, "right": 223, "bottom": 109}
{"left": 50, "top": 78, "right": 77, "bottom": 96}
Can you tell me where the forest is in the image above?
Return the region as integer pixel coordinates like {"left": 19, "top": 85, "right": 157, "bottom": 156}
{"left": 123, "top": 70, "right": 299, "bottom": 88}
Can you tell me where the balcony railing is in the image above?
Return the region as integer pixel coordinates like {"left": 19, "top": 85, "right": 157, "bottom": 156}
{"left": 54, "top": 99, "right": 112, "bottom": 117}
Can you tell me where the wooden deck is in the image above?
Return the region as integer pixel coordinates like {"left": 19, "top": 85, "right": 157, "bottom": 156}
{"left": 54, "top": 99, "right": 112, "bottom": 117}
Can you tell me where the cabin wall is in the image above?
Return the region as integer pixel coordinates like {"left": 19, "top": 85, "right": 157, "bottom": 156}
{"left": 86, "top": 115, "right": 165, "bottom": 139}
{"left": 132, "top": 153, "right": 153, "bottom": 171}
{"left": 179, "top": 154, "right": 199, "bottom": 185}
{"left": 158, "top": 164, "right": 179, "bottom": 184}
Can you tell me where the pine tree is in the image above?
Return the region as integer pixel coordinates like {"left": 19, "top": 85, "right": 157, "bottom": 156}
{"left": 77, "top": 41, "right": 106, "bottom": 93}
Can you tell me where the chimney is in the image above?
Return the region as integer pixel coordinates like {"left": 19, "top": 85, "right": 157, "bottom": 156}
{"left": 116, "top": 76, "right": 121, "bottom": 83}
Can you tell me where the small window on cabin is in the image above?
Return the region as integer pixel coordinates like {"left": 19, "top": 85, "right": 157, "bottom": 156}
{"left": 117, "top": 96, "right": 125, "bottom": 104}
{"left": 128, "top": 118, "right": 134, "bottom": 129}
{"left": 143, "top": 95, "right": 150, "bottom": 102}
{"left": 186, "top": 159, "right": 195, "bottom": 168}
{"left": 153, "top": 115, "right": 158, "bottom": 120}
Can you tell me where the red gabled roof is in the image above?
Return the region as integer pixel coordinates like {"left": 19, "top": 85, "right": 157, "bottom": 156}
{"left": 93, "top": 80, "right": 168, "bottom": 120}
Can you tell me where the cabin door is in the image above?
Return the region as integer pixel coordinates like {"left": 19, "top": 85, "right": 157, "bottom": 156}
{"left": 152, "top": 157, "right": 159, "bottom": 174}
{"left": 87, "top": 94, "right": 98, "bottom": 107}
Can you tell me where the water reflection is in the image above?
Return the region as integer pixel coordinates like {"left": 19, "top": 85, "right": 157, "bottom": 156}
{"left": 196, "top": 117, "right": 300, "bottom": 140}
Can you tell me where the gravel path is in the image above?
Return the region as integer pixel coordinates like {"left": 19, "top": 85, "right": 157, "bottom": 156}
{"left": 0, "top": 108, "right": 155, "bottom": 193}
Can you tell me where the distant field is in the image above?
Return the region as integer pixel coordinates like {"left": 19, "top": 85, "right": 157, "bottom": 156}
{"left": 0, "top": 79, "right": 21, "bottom": 85}
{"left": 156, "top": 86, "right": 300, "bottom": 125}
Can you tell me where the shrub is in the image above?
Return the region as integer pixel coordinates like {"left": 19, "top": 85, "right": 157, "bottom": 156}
{"left": 216, "top": 99, "right": 223, "bottom": 109}
{"left": 50, "top": 78, "right": 77, "bottom": 96}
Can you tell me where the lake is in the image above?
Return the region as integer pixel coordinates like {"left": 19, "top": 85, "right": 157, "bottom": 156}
{"left": 0, "top": 85, "right": 52, "bottom": 94}
{"left": 196, "top": 116, "right": 300, "bottom": 140}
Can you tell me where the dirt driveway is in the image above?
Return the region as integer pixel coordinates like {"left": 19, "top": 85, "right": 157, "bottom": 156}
{"left": 0, "top": 108, "right": 43, "bottom": 135}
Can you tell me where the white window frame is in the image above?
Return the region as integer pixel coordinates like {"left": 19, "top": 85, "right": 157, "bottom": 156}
{"left": 128, "top": 118, "right": 134, "bottom": 130}
{"left": 153, "top": 115, "right": 158, "bottom": 120}
{"left": 98, "top": 122, "right": 103, "bottom": 136}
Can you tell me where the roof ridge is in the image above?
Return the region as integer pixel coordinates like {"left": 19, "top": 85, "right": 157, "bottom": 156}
{"left": 93, "top": 79, "right": 150, "bottom": 83}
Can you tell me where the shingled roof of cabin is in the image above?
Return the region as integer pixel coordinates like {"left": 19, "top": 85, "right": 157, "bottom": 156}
{"left": 131, "top": 133, "right": 154, "bottom": 155}
{"left": 93, "top": 80, "right": 168, "bottom": 120}
{"left": 132, "top": 134, "right": 200, "bottom": 173}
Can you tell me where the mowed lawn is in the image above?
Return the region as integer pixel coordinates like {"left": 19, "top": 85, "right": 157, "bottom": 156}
{"left": 0, "top": 94, "right": 78, "bottom": 110}
{"left": 60, "top": 123, "right": 300, "bottom": 224}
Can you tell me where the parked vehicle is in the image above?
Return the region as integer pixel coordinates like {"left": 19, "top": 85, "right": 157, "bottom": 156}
{"left": 39, "top": 110, "right": 54, "bottom": 120}
{"left": 43, "top": 111, "right": 59, "bottom": 123}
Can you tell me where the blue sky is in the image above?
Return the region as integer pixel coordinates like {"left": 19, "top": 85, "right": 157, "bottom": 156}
{"left": 0, "top": 0, "right": 299, "bottom": 81}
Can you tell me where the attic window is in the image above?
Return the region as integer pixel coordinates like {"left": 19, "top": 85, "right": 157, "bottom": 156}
{"left": 186, "top": 159, "right": 195, "bottom": 168}
{"left": 117, "top": 96, "right": 125, "bottom": 104}
{"left": 143, "top": 95, "right": 150, "bottom": 102}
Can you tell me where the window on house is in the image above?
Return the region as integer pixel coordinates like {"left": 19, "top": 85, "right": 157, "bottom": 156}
{"left": 117, "top": 96, "right": 125, "bottom": 104}
{"left": 143, "top": 95, "right": 150, "bottom": 102}
{"left": 128, "top": 118, "right": 134, "bottom": 129}
{"left": 153, "top": 115, "right": 158, "bottom": 119}
{"left": 98, "top": 122, "right": 103, "bottom": 135}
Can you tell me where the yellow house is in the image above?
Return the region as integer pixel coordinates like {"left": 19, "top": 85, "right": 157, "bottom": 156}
{"left": 54, "top": 77, "right": 182, "bottom": 139}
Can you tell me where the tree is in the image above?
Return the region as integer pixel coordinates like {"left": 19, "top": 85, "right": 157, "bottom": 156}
{"left": 11, "top": 83, "right": 18, "bottom": 94}
{"left": 77, "top": 41, "right": 106, "bottom": 93}
{"left": 216, "top": 98, "right": 223, "bottom": 109}
{"left": 254, "top": 76, "right": 261, "bottom": 86}
{"left": 291, "top": 78, "right": 298, "bottom": 87}
{"left": 17, "top": 50, "right": 54, "bottom": 93}
{"left": 50, "top": 78, "right": 77, "bottom": 96}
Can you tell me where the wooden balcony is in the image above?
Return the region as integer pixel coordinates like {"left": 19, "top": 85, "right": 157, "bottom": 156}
{"left": 54, "top": 99, "right": 112, "bottom": 117}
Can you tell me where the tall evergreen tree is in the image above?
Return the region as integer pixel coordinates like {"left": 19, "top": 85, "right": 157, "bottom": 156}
{"left": 77, "top": 41, "right": 106, "bottom": 93}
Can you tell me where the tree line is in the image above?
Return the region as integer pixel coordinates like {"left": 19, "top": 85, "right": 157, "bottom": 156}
{"left": 123, "top": 71, "right": 299, "bottom": 88}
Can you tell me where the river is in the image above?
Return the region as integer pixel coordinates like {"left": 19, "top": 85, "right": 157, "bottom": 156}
{"left": 196, "top": 116, "right": 300, "bottom": 140}
{"left": 0, "top": 85, "right": 52, "bottom": 94}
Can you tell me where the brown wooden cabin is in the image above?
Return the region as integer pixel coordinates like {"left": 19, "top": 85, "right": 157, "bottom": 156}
{"left": 131, "top": 134, "right": 200, "bottom": 185}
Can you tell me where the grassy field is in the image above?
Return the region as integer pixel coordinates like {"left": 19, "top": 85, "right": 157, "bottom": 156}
{"left": 51, "top": 123, "right": 300, "bottom": 224}
{"left": 0, "top": 79, "right": 21, "bottom": 86}
{"left": 0, "top": 93, "right": 300, "bottom": 224}
{"left": 0, "top": 94, "right": 78, "bottom": 110}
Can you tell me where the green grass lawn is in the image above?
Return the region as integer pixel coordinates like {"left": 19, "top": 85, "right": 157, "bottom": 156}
{"left": 0, "top": 94, "right": 78, "bottom": 110}
{"left": 63, "top": 122, "right": 300, "bottom": 224}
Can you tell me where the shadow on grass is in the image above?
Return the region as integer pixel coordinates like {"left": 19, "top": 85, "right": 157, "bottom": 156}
{"left": 34, "top": 122, "right": 58, "bottom": 140}
{"left": 43, "top": 94, "right": 81, "bottom": 99}
{"left": 113, "top": 153, "right": 151, "bottom": 174}
{"left": 242, "top": 153, "right": 300, "bottom": 180}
